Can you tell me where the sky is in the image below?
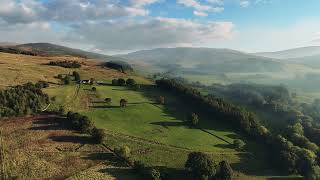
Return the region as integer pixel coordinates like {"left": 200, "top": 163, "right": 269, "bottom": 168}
{"left": 0, "top": 0, "right": 319, "bottom": 54}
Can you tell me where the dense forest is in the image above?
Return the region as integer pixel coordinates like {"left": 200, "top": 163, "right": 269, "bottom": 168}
{"left": 103, "top": 61, "right": 133, "bottom": 73}
{"left": 0, "top": 83, "right": 49, "bottom": 117}
{"left": 47, "top": 60, "right": 82, "bottom": 68}
{"left": 156, "top": 79, "right": 320, "bottom": 179}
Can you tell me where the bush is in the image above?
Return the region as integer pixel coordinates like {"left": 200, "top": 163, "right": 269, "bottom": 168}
{"left": 112, "top": 79, "right": 119, "bottom": 86}
{"left": 190, "top": 113, "right": 199, "bottom": 126}
{"left": 148, "top": 168, "right": 161, "bottom": 180}
{"left": 64, "top": 76, "right": 71, "bottom": 85}
{"left": 91, "top": 127, "right": 106, "bottom": 144}
{"left": 66, "top": 112, "right": 94, "bottom": 133}
{"left": 105, "top": 98, "right": 112, "bottom": 105}
{"left": 115, "top": 146, "right": 131, "bottom": 159}
{"left": 118, "top": 78, "right": 126, "bottom": 86}
{"left": 73, "top": 71, "right": 81, "bottom": 81}
{"left": 120, "top": 99, "right": 128, "bottom": 108}
{"left": 126, "top": 78, "right": 136, "bottom": 87}
{"left": 92, "top": 87, "right": 97, "bottom": 91}
{"left": 48, "top": 60, "right": 81, "bottom": 68}
{"left": 233, "top": 139, "right": 245, "bottom": 150}
{"left": 217, "top": 161, "right": 233, "bottom": 180}
{"left": 185, "top": 152, "right": 216, "bottom": 179}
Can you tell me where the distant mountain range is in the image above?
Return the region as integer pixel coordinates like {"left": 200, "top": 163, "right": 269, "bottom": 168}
{"left": 255, "top": 46, "right": 320, "bottom": 59}
{"left": 118, "top": 47, "right": 285, "bottom": 73}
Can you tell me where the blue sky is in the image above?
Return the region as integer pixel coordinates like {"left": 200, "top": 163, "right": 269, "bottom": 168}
{"left": 0, "top": 0, "right": 319, "bottom": 54}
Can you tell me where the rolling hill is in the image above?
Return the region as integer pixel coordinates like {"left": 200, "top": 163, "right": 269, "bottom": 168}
{"left": 0, "top": 43, "right": 124, "bottom": 61}
{"left": 255, "top": 46, "right": 320, "bottom": 59}
{"left": 118, "top": 47, "right": 285, "bottom": 73}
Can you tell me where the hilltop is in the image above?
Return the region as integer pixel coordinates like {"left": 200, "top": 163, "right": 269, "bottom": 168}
{"left": 255, "top": 46, "right": 320, "bottom": 59}
{"left": 118, "top": 47, "right": 285, "bottom": 73}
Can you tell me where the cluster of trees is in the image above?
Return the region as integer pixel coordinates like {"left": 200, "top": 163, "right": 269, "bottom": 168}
{"left": 155, "top": 79, "right": 320, "bottom": 178}
{"left": 66, "top": 112, "right": 106, "bottom": 143}
{"left": 103, "top": 61, "right": 133, "bottom": 73}
{"left": 0, "top": 83, "right": 49, "bottom": 117}
{"left": 0, "top": 47, "right": 38, "bottom": 56}
{"left": 185, "top": 152, "right": 233, "bottom": 180}
{"left": 112, "top": 78, "right": 137, "bottom": 87}
{"left": 48, "top": 60, "right": 81, "bottom": 68}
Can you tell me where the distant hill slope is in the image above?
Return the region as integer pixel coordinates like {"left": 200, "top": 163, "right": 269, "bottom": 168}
{"left": 1, "top": 43, "right": 124, "bottom": 61}
{"left": 255, "top": 46, "right": 320, "bottom": 59}
{"left": 286, "top": 54, "right": 320, "bottom": 68}
{"left": 118, "top": 47, "right": 285, "bottom": 73}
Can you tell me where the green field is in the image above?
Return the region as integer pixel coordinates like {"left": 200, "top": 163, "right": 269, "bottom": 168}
{"left": 44, "top": 83, "right": 302, "bottom": 179}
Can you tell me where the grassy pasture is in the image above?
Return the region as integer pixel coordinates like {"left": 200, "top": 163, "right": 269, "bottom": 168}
{"left": 45, "top": 84, "right": 294, "bottom": 179}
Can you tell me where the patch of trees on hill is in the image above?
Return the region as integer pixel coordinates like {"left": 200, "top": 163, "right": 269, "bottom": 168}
{"left": 155, "top": 79, "right": 320, "bottom": 178}
{"left": 48, "top": 60, "right": 81, "bottom": 68}
{"left": 103, "top": 61, "right": 133, "bottom": 73}
{"left": 0, "top": 47, "right": 38, "bottom": 56}
{"left": 0, "top": 83, "right": 49, "bottom": 118}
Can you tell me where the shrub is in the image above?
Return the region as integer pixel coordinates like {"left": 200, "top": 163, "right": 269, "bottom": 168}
{"left": 185, "top": 152, "right": 216, "bottom": 179}
{"left": 112, "top": 79, "right": 119, "bottom": 86}
{"left": 91, "top": 127, "right": 106, "bottom": 144}
{"left": 48, "top": 60, "right": 81, "bottom": 68}
{"left": 126, "top": 78, "right": 136, "bottom": 87}
{"left": 105, "top": 98, "right": 112, "bottom": 105}
{"left": 216, "top": 161, "right": 233, "bottom": 180}
{"left": 118, "top": 78, "right": 126, "bottom": 86}
{"left": 92, "top": 87, "right": 97, "bottom": 91}
{"left": 120, "top": 99, "right": 128, "bottom": 108}
{"left": 148, "top": 168, "right": 161, "bottom": 180}
{"left": 115, "top": 146, "right": 131, "bottom": 159}
{"left": 64, "top": 76, "right": 71, "bottom": 85}
{"left": 233, "top": 139, "right": 245, "bottom": 150}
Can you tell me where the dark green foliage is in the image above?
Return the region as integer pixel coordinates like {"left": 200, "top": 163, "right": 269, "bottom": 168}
{"left": 72, "top": 71, "right": 81, "bottom": 81}
{"left": 114, "top": 146, "right": 131, "bottom": 159}
{"left": 91, "top": 127, "right": 106, "bottom": 143}
{"left": 66, "top": 111, "right": 94, "bottom": 134}
{"left": 148, "top": 168, "right": 161, "bottom": 180}
{"left": 185, "top": 152, "right": 216, "bottom": 179}
{"left": 120, "top": 99, "right": 127, "bottom": 108}
{"left": 216, "top": 161, "right": 233, "bottom": 180}
{"left": 126, "top": 78, "right": 136, "bottom": 86}
{"left": 233, "top": 139, "right": 245, "bottom": 150}
{"left": 48, "top": 60, "right": 81, "bottom": 68}
{"left": 92, "top": 87, "right": 97, "bottom": 91}
{"left": 0, "top": 47, "right": 38, "bottom": 56}
{"left": 35, "top": 81, "right": 49, "bottom": 89}
{"left": 64, "top": 76, "right": 71, "bottom": 85}
{"left": 112, "top": 79, "right": 119, "bottom": 86}
{"left": 190, "top": 113, "right": 199, "bottom": 126}
{"left": 118, "top": 78, "right": 126, "bottom": 86}
{"left": 103, "top": 61, "right": 133, "bottom": 73}
{"left": 105, "top": 98, "right": 112, "bottom": 105}
{"left": 0, "top": 83, "right": 49, "bottom": 117}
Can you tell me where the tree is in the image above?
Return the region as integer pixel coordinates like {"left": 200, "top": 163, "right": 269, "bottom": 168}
{"left": 64, "top": 76, "right": 71, "bottom": 85}
{"left": 185, "top": 152, "right": 216, "bottom": 179}
{"left": 92, "top": 87, "right": 97, "bottom": 91}
{"left": 148, "top": 168, "right": 161, "bottom": 180}
{"left": 158, "top": 96, "right": 165, "bottom": 105}
{"left": 126, "top": 78, "right": 136, "bottom": 87}
{"left": 190, "top": 113, "right": 199, "bottom": 126}
{"left": 307, "top": 165, "right": 320, "bottom": 180}
{"left": 120, "top": 99, "right": 127, "bottom": 108}
{"left": 73, "top": 71, "right": 81, "bottom": 81}
{"left": 115, "top": 146, "right": 131, "bottom": 159}
{"left": 118, "top": 78, "right": 126, "bottom": 86}
{"left": 233, "top": 139, "right": 245, "bottom": 150}
{"left": 112, "top": 79, "right": 119, "bottom": 86}
{"left": 91, "top": 127, "right": 106, "bottom": 144}
{"left": 217, "top": 161, "right": 233, "bottom": 180}
{"left": 105, "top": 98, "right": 112, "bottom": 105}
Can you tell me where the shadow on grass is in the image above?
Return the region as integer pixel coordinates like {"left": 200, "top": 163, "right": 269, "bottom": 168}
{"left": 29, "top": 116, "right": 69, "bottom": 131}
{"left": 49, "top": 135, "right": 95, "bottom": 144}
{"left": 150, "top": 121, "right": 186, "bottom": 129}
{"left": 89, "top": 105, "right": 119, "bottom": 109}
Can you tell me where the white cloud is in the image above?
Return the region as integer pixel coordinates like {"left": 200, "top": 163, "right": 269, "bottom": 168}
{"left": 193, "top": 11, "right": 208, "bottom": 17}
{"left": 66, "top": 17, "right": 235, "bottom": 53}
{"left": 177, "top": 0, "right": 223, "bottom": 16}
{"left": 240, "top": 1, "right": 250, "bottom": 7}
{"left": 129, "top": 0, "right": 160, "bottom": 7}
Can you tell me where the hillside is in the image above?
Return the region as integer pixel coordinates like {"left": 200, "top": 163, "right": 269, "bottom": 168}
{"left": 0, "top": 43, "right": 124, "bottom": 61}
{"left": 118, "top": 47, "right": 285, "bottom": 73}
{"left": 255, "top": 46, "right": 320, "bottom": 59}
{"left": 286, "top": 54, "right": 320, "bottom": 68}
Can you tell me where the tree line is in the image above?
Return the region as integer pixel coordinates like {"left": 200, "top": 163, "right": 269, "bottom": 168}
{"left": 155, "top": 79, "right": 320, "bottom": 179}
{"left": 48, "top": 60, "right": 81, "bottom": 68}
{"left": 0, "top": 82, "right": 49, "bottom": 118}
